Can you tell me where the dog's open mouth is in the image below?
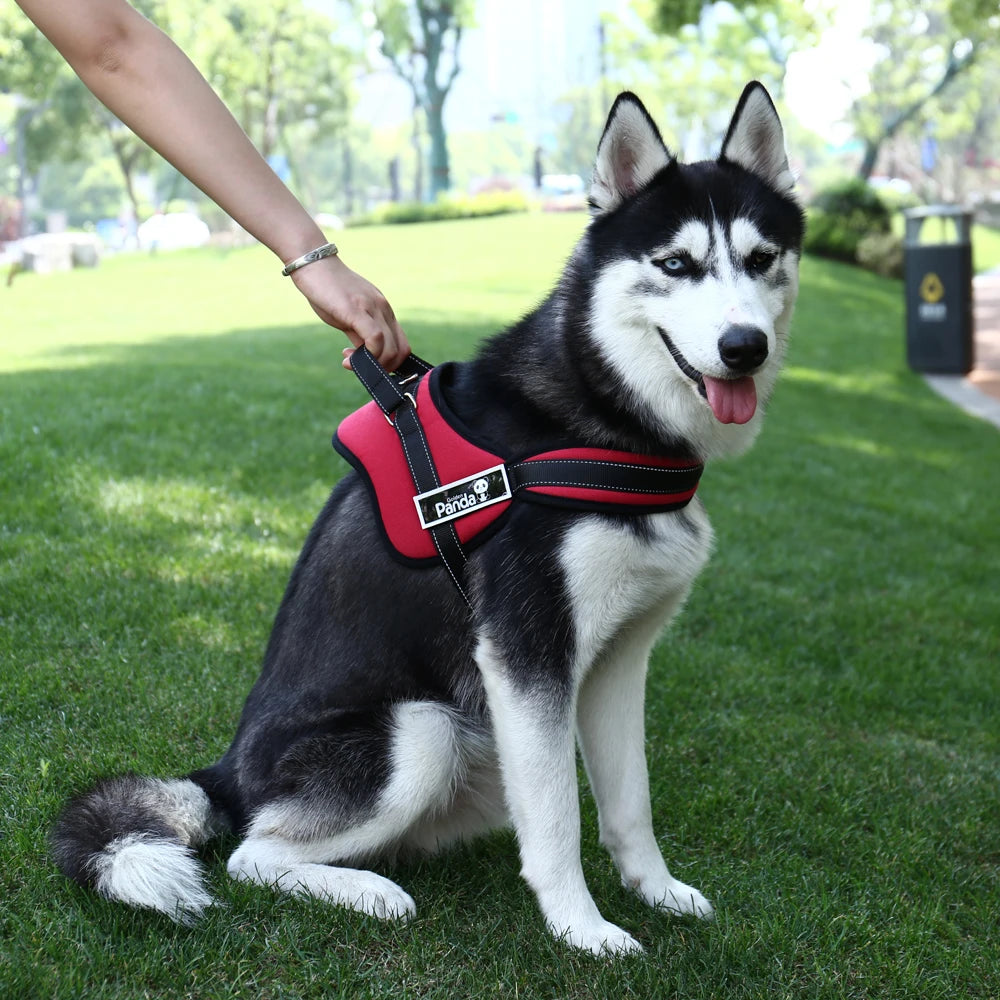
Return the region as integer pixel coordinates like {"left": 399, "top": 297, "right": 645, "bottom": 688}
{"left": 658, "top": 329, "right": 757, "bottom": 425}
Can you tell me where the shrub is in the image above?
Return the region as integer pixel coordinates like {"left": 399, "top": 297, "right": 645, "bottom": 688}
{"left": 804, "top": 178, "right": 893, "bottom": 266}
{"left": 856, "top": 231, "right": 905, "bottom": 278}
{"left": 804, "top": 208, "right": 862, "bottom": 263}
{"left": 350, "top": 190, "right": 530, "bottom": 227}
{"left": 811, "top": 177, "right": 893, "bottom": 225}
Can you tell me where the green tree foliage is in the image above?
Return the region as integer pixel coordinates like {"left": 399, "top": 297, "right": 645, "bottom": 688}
{"left": 648, "top": 0, "right": 789, "bottom": 35}
{"left": 447, "top": 121, "right": 531, "bottom": 193}
{"left": 0, "top": 0, "right": 353, "bottom": 220}
{"left": 641, "top": 0, "right": 828, "bottom": 98}
{"left": 212, "top": 0, "right": 352, "bottom": 162}
{"left": 594, "top": 0, "right": 825, "bottom": 161}
{"left": 0, "top": 3, "right": 93, "bottom": 171}
{"left": 34, "top": 155, "right": 129, "bottom": 228}
{"left": 851, "top": 0, "right": 998, "bottom": 181}
{"left": 551, "top": 86, "right": 607, "bottom": 182}
{"left": 949, "top": 0, "right": 1000, "bottom": 35}
{"left": 369, "top": 0, "right": 473, "bottom": 199}
{"left": 92, "top": 0, "right": 234, "bottom": 215}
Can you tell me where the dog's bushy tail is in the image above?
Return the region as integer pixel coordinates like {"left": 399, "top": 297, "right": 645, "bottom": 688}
{"left": 50, "top": 774, "right": 229, "bottom": 923}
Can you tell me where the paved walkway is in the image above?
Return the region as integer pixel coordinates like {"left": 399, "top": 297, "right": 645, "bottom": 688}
{"left": 923, "top": 269, "right": 1000, "bottom": 429}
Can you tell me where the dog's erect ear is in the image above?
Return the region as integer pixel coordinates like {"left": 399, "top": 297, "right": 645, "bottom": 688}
{"left": 719, "top": 82, "right": 796, "bottom": 197}
{"left": 590, "top": 92, "right": 672, "bottom": 216}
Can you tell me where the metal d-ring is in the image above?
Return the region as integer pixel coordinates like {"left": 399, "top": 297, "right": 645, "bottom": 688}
{"left": 383, "top": 391, "right": 418, "bottom": 425}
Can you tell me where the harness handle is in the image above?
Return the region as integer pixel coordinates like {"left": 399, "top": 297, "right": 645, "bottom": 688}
{"left": 348, "top": 347, "right": 433, "bottom": 420}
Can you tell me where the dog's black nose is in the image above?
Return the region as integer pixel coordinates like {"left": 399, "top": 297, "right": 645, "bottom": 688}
{"left": 718, "top": 325, "right": 768, "bottom": 373}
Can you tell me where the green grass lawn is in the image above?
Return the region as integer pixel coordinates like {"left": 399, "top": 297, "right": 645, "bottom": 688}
{"left": 2, "top": 213, "right": 998, "bottom": 999}
{"left": 972, "top": 223, "right": 1000, "bottom": 272}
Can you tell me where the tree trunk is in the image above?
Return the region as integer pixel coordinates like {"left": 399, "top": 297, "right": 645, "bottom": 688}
{"left": 858, "top": 139, "right": 880, "bottom": 181}
{"left": 342, "top": 141, "right": 354, "bottom": 217}
{"left": 108, "top": 129, "right": 142, "bottom": 219}
{"left": 411, "top": 104, "right": 424, "bottom": 202}
{"left": 420, "top": 5, "right": 452, "bottom": 200}
{"left": 426, "top": 100, "right": 449, "bottom": 199}
{"left": 376, "top": 3, "right": 462, "bottom": 203}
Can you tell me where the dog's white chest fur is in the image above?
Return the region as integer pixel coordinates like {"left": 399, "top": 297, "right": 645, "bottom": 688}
{"left": 560, "top": 504, "right": 713, "bottom": 672}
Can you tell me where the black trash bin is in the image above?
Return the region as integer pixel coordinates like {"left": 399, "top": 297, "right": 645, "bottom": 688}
{"left": 903, "top": 205, "right": 974, "bottom": 374}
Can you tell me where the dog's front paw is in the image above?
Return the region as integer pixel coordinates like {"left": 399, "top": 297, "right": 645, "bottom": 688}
{"left": 633, "top": 876, "right": 714, "bottom": 920}
{"left": 552, "top": 917, "right": 644, "bottom": 956}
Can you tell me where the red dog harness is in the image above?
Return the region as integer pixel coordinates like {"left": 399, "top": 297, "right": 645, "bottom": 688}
{"left": 334, "top": 349, "right": 704, "bottom": 607}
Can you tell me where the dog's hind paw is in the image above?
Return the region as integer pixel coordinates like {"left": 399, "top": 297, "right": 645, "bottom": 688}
{"left": 554, "top": 918, "right": 644, "bottom": 956}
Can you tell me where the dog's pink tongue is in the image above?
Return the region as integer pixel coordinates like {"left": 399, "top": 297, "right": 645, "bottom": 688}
{"left": 703, "top": 376, "right": 757, "bottom": 424}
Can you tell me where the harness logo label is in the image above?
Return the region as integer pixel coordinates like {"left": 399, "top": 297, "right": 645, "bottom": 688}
{"left": 414, "top": 464, "right": 512, "bottom": 530}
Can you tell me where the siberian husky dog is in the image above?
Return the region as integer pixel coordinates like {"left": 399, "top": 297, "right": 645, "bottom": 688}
{"left": 52, "top": 83, "right": 804, "bottom": 955}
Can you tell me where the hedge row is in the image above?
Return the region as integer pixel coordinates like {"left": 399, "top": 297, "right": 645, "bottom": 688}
{"left": 350, "top": 190, "right": 530, "bottom": 227}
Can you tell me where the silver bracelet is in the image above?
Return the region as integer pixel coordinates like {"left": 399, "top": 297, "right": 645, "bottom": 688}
{"left": 280, "top": 241, "right": 339, "bottom": 276}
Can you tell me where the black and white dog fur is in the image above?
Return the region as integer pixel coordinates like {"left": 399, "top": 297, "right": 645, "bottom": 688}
{"left": 52, "top": 83, "right": 804, "bottom": 955}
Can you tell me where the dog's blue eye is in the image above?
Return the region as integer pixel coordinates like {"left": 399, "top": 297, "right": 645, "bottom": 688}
{"left": 657, "top": 255, "right": 691, "bottom": 275}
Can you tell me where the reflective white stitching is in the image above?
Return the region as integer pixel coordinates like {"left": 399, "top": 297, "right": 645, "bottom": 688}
{"left": 510, "top": 459, "right": 698, "bottom": 475}
{"left": 516, "top": 481, "right": 695, "bottom": 494}
{"left": 352, "top": 354, "right": 403, "bottom": 415}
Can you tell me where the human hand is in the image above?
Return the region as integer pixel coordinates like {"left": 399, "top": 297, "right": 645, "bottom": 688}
{"left": 289, "top": 253, "right": 409, "bottom": 371}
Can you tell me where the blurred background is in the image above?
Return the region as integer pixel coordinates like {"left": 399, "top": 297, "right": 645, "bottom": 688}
{"left": 1, "top": 0, "right": 998, "bottom": 265}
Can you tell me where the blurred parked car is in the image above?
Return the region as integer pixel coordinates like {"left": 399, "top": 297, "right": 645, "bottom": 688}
{"left": 137, "top": 212, "right": 211, "bottom": 251}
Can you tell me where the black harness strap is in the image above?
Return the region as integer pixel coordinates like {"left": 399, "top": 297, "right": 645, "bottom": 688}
{"left": 350, "top": 348, "right": 474, "bottom": 608}
{"left": 507, "top": 457, "right": 703, "bottom": 501}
